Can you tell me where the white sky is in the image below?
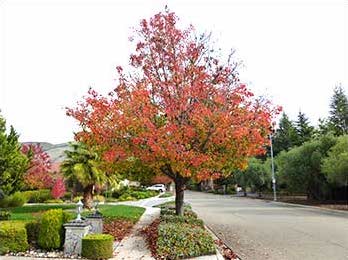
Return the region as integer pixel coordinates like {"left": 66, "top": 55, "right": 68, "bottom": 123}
{"left": 1, "top": 0, "right": 347, "bottom": 143}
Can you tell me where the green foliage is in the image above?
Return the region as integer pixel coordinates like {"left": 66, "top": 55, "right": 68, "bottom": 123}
{"left": 157, "top": 223, "right": 215, "bottom": 259}
{"left": 273, "top": 113, "right": 299, "bottom": 156}
{"left": 23, "top": 189, "right": 52, "bottom": 203}
{"left": 38, "top": 209, "right": 64, "bottom": 249}
{"left": 0, "top": 210, "right": 11, "bottom": 220}
{"left": 277, "top": 135, "right": 337, "bottom": 199}
{"left": 322, "top": 135, "right": 348, "bottom": 186}
{"left": 0, "top": 192, "right": 28, "bottom": 208}
{"left": 328, "top": 85, "right": 348, "bottom": 136}
{"left": 160, "top": 214, "right": 204, "bottom": 227}
{"left": 25, "top": 220, "right": 41, "bottom": 244}
{"left": 0, "top": 222, "right": 29, "bottom": 254}
{"left": 296, "top": 111, "right": 314, "bottom": 145}
{"left": 61, "top": 142, "right": 119, "bottom": 208}
{"left": 0, "top": 113, "right": 29, "bottom": 195}
{"left": 81, "top": 234, "right": 114, "bottom": 260}
{"left": 234, "top": 158, "right": 271, "bottom": 193}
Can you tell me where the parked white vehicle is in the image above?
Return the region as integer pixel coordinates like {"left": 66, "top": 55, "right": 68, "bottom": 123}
{"left": 146, "top": 184, "right": 166, "bottom": 193}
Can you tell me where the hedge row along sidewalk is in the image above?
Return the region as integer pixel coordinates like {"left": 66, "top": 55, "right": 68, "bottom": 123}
{"left": 141, "top": 202, "right": 225, "bottom": 260}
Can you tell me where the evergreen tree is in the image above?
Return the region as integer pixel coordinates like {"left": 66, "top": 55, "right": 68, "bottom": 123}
{"left": 0, "top": 113, "right": 28, "bottom": 195}
{"left": 328, "top": 85, "right": 348, "bottom": 136}
{"left": 272, "top": 113, "right": 299, "bottom": 156}
{"left": 296, "top": 111, "right": 314, "bottom": 145}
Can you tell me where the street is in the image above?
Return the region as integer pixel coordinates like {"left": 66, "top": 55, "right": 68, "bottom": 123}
{"left": 185, "top": 191, "right": 348, "bottom": 260}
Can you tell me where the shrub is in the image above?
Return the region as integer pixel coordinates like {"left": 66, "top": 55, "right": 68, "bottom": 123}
{"left": 0, "top": 196, "right": 10, "bottom": 208}
{"left": 62, "top": 191, "right": 72, "bottom": 201}
{"left": 72, "top": 196, "right": 83, "bottom": 203}
{"left": 23, "top": 189, "right": 52, "bottom": 203}
{"left": 118, "top": 194, "right": 136, "bottom": 201}
{"left": 38, "top": 209, "right": 64, "bottom": 249}
{"left": 81, "top": 234, "right": 113, "bottom": 260}
{"left": 0, "top": 210, "right": 11, "bottom": 220}
{"left": 0, "top": 192, "right": 28, "bottom": 208}
{"left": 94, "top": 195, "right": 105, "bottom": 203}
{"left": 157, "top": 223, "right": 215, "bottom": 259}
{"left": 0, "top": 222, "right": 29, "bottom": 254}
{"left": 160, "top": 214, "right": 204, "bottom": 227}
{"left": 25, "top": 220, "right": 41, "bottom": 244}
{"left": 160, "top": 208, "right": 197, "bottom": 219}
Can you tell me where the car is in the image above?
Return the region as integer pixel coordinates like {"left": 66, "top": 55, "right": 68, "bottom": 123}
{"left": 146, "top": 184, "right": 166, "bottom": 193}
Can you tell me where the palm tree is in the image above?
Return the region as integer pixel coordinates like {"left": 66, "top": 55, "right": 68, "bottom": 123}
{"left": 61, "top": 142, "right": 118, "bottom": 208}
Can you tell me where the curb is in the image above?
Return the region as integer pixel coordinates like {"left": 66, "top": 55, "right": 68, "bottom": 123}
{"left": 204, "top": 225, "right": 241, "bottom": 260}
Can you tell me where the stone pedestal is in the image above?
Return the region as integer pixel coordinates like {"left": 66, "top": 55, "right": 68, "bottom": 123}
{"left": 86, "top": 212, "right": 103, "bottom": 234}
{"left": 63, "top": 220, "right": 90, "bottom": 255}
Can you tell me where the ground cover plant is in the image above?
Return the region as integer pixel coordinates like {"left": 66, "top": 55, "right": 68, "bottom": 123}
{"left": 144, "top": 201, "right": 215, "bottom": 259}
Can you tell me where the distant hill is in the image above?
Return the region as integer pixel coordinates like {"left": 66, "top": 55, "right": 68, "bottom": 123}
{"left": 22, "top": 142, "right": 71, "bottom": 163}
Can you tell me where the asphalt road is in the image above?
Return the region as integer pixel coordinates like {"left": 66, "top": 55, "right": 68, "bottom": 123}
{"left": 185, "top": 190, "right": 348, "bottom": 260}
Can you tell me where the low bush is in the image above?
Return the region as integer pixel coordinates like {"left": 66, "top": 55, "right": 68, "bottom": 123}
{"left": 160, "top": 208, "right": 197, "bottom": 219}
{"left": 157, "top": 223, "right": 215, "bottom": 259}
{"left": 81, "top": 234, "right": 114, "bottom": 260}
{"left": 23, "top": 189, "right": 52, "bottom": 203}
{"left": 62, "top": 191, "right": 72, "bottom": 201}
{"left": 0, "top": 222, "right": 29, "bottom": 254}
{"left": 72, "top": 196, "right": 83, "bottom": 203}
{"left": 160, "top": 214, "right": 204, "bottom": 227}
{"left": 0, "top": 192, "right": 28, "bottom": 208}
{"left": 118, "top": 194, "right": 136, "bottom": 201}
{"left": 0, "top": 210, "right": 11, "bottom": 220}
{"left": 25, "top": 220, "right": 41, "bottom": 244}
{"left": 94, "top": 195, "right": 105, "bottom": 203}
{"left": 38, "top": 209, "right": 64, "bottom": 250}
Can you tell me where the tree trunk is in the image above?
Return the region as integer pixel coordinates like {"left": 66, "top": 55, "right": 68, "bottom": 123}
{"left": 175, "top": 178, "right": 185, "bottom": 216}
{"left": 83, "top": 184, "right": 94, "bottom": 209}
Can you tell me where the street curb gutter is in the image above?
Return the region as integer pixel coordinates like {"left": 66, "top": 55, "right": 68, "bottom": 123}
{"left": 204, "top": 225, "right": 241, "bottom": 260}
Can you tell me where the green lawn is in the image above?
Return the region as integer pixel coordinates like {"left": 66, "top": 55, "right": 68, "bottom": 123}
{"left": 4, "top": 204, "right": 145, "bottom": 223}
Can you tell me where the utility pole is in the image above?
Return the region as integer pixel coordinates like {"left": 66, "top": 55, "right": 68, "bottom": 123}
{"left": 269, "top": 126, "right": 277, "bottom": 201}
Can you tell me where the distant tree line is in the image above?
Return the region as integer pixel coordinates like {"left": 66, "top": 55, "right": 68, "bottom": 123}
{"left": 210, "top": 85, "right": 348, "bottom": 200}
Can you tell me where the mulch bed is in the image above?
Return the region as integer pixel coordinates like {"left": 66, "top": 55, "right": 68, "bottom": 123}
{"left": 141, "top": 219, "right": 160, "bottom": 259}
{"left": 103, "top": 219, "right": 135, "bottom": 241}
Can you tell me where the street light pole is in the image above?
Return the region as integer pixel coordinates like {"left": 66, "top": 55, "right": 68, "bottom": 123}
{"left": 269, "top": 131, "right": 277, "bottom": 201}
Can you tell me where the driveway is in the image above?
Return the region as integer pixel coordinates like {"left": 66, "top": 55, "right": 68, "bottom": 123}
{"left": 185, "top": 191, "right": 348, "bottom": 260}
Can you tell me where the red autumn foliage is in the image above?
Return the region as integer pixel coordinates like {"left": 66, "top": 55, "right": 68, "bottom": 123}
{"left": 152, "top": 175, "right": 172, "bottom": 185}
{"left": 67, "top": 10, "right": 281, "bottom": 214}
{"left": 51, "top": 178, "right": 66, "bottom": 199}
{"left": 21, "top": 144, "right": 53, "bottom": 189}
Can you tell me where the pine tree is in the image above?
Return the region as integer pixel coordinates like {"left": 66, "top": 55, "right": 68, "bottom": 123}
{"left": 296, "top": 111, "right": 314, "bottom": 145}
{"left": 0, "top": 112, "right": 28, "bottom": 195}
{"left": 272, "top": 113, "right": 299, "bottom": 156}
{"left": 328, "top": 85, "right": 348, "bottom": 136}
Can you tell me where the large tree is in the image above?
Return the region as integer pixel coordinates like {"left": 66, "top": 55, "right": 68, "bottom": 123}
{"left": 328, "top": 85, "right": 348, "bottom": 136}
{"left": 67, "top": 10, "right": 278, "bottom": 215}
{"left": 295, "top": 111, "right": 314, "bottom": 145}
{"left": 272, "top": 113, "right": 299, "bottom": 155}
{"left": 0, "top": 113, "right": 28, "bottom": 195}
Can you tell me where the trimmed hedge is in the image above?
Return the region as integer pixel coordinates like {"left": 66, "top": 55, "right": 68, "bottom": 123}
{"left": 157, "top": 223, "right": 215, "bottom": 259}
{"left": 81, "top": 234, "right": 114, "bottom": 259}
{"left": 0, "top": 222, "right": 29, "bottom": 255}
{"left": 160, "top": 214, "right": 204, "bottom": 227}
{"left": 0, "top": 192, "right": 28, "bottom": 208}
{"left": 23, "top": 189, "right": 52, "bottom": 203}
{"left": 38, "top": 209, "right": 64, "bottom": 249}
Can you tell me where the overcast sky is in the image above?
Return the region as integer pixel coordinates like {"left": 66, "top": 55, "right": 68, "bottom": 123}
{"left": 1, "top": 0, "right": 347, "bottom": 143}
